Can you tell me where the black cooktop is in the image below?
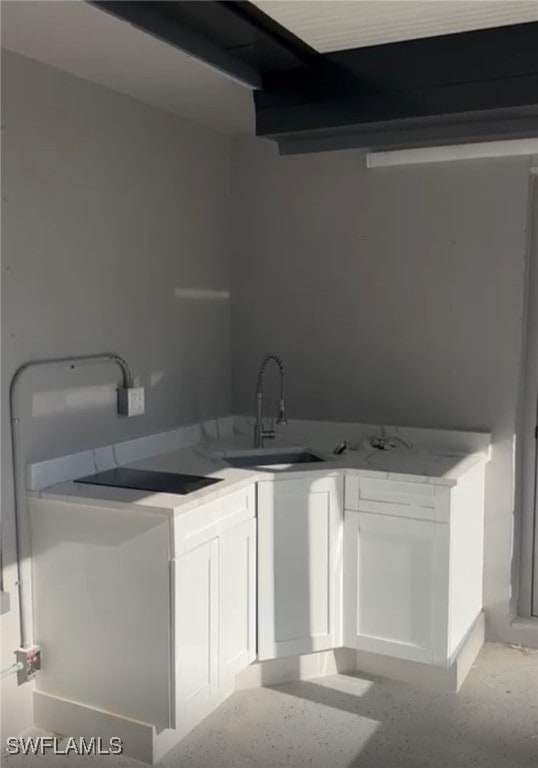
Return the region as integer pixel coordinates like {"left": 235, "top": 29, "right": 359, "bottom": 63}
{"left": 75, "top": 468, "right": 223, "bottom": 495}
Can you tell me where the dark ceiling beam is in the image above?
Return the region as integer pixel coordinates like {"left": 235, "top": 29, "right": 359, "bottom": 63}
{"left": 276, "top": 112, "right": 538, "bottom": 155}
{"left": 261, "top": 20, "right": 538, "bottom": 94}
{"left": 219, "top": 1, "right": 320, "bottom": 70}
{"left": 256, "top": 73, "right": 538, "bottom": 134}
{"left": 88, "top": 1, "right": 320, "bottom": 89}
{"left": 255, "top": 21, "right": 538, "bottom": 150}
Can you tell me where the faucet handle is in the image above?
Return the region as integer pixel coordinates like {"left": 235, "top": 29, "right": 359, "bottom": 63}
{"left": 333, "top": 441, "right": 348, "bottom": 455}
{"left": 261, "top": 417, "right": 276, "bottom": 441}
{"left": 276, "top": 398, "right": 287, "bottom": 425}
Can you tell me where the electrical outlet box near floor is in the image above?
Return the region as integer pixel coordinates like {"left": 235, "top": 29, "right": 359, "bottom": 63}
{"left": 16, "top": 646, "right": 41, "bottom": 685}
{"left": 118, "top": 387, "right": 145, "bottom": 417}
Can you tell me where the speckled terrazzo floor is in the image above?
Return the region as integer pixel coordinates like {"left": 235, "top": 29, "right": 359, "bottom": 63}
{"left": 4, "top": 643, "right": 538, "bottom": 768}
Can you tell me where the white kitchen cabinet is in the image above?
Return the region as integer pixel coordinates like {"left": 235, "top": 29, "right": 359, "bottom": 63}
{"left": 343, "top": 510, "right": 449, "bottom": 664}
{"left": 30, "top": 499, "right": 173, "bottom": 731}
{"left": 257, "top": 474, "right": 344, "bottom": 660}
{"left": 30, "top": 484, "right": 257, "bottom": 744}
{"left": 173, "top": 538, "right": 219, "bottom": 729}
{"left": 343, "top": 466, "right": 485, "bottom": 666}
{"left": 173, "top": 485, "right": 256, "bottom": 731}
{"left": 219, "top": 518, "right": 257, "bottom": 683}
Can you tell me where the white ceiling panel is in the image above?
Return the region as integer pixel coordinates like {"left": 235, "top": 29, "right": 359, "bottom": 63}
{"left": 253, "top": 0, "right": 538, "bottom": 52}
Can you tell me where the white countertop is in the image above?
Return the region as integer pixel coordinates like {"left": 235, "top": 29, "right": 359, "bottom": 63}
{"left": 34, "top": 432, "right": 490, "bottom": 517}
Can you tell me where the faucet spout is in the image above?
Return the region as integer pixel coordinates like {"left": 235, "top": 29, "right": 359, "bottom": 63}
{"left": 254, "top": 354, "right": 287, "bottom": 448}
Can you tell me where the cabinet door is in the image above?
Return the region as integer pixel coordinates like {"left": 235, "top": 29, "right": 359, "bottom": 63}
{"left": 344, "top": 511, "right": 449, "bottom": 664}
{"left": 173, "top": 538, "right": 219, "bottom": 730}
{"left": 258, "top": 475, "right": 344, "bottom": 660}
{"left": 219, "top": 518, "right": 256, "bottom": 683}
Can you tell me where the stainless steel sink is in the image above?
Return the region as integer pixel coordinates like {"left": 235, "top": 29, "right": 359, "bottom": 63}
{"left": 225, "top": 450, "right": 325, "bottom": 468}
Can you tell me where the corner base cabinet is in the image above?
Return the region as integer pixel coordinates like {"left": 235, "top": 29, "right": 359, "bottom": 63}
{"left": 257, "top": 474, "right": 344, "bottom": 660}
{"left": 343, "top": 464, "right": 485, "bottom": 666}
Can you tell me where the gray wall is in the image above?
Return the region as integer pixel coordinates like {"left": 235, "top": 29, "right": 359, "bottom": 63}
{"left": 231, "top": 137, "right": 532, "bottom": 641}
{"left": 1, "top": 50, "right": 232, "bottom": 738}
{"left": 1, "top": 48, "right": 535, "bottom": 741}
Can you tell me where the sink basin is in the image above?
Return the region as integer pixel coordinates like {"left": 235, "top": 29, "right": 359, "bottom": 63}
{"left": 225, "top": 450, "right": 325, "bottom": 468}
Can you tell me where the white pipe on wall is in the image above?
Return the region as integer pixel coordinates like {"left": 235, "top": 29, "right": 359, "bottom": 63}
{"left": 1, "top": 662, "right": 23, "bottom": 680}
{"left": 7, "top": 353, "right": 134, "bottom": 654}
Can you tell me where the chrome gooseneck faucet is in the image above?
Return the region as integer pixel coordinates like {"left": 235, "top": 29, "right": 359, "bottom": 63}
{"left": 254, "top": 353, "right": 287, "bottom": 448}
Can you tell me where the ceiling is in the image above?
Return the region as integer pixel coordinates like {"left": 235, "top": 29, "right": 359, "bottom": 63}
{"left": 253, "top": 1, "right": 538, "bottom": 52}
{"left": 2, "top": 1, "right": 538, "bottom": 137}
{"left": 0, "top": 0, "right": 255, "bottom": 134}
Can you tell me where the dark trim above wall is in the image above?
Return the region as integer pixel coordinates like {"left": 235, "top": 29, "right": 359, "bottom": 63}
{"left": 276, "top": 112, "right": 538, "bottom": 155}
{"left": 88, "top": 2, "right": 538, "bottom": 154}
{"left": 89, "top": 0, "right": 320, "bottom": 88}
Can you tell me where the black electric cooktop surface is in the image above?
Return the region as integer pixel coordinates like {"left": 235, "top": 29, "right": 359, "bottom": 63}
{"left": 75, "top": 468, "right": 223, "bottom": 495}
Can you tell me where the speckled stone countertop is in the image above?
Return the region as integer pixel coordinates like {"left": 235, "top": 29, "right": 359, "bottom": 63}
{"left": 35, "top": 431, "right": 490, "bottom": 517}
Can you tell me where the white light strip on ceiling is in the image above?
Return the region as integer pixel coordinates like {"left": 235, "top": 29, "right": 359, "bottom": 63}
{"left": 367, "top": 138, "right": 538, "bottom": 168}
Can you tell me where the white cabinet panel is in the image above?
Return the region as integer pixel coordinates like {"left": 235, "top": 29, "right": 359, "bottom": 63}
{"left": 30, "top": 500, "right": 172, "bottom": 731}
{"left": 344, "top": 510, "right": 449, "bottom": 664}
{"left": 219, "top": 518, "right": 256, "bottom": 682}
{"left": 447, "top": 463, "right": 485, "bottom": 657}
{"left": 173, "top": 539, "right": 219, "bottom": 729}
{"left": 258, "top": 475, "right": 344, "bottom": 660}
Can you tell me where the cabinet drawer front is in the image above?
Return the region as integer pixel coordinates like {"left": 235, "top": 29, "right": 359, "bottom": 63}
{"left": 173, "top": 485, "right": 255, "bottom": 556}
{"left": 345, "top": 475, "right": 448, "bottom": 522}
{"left": 269, "top": 474, "right": 343, "bottom": 497}
{"left": 360, "top": 478, "right": 435, "bottom": 507}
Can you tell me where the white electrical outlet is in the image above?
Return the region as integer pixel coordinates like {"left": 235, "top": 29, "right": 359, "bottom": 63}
{"left": 117, "top": 387, "right": 145, "bottom": 417}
